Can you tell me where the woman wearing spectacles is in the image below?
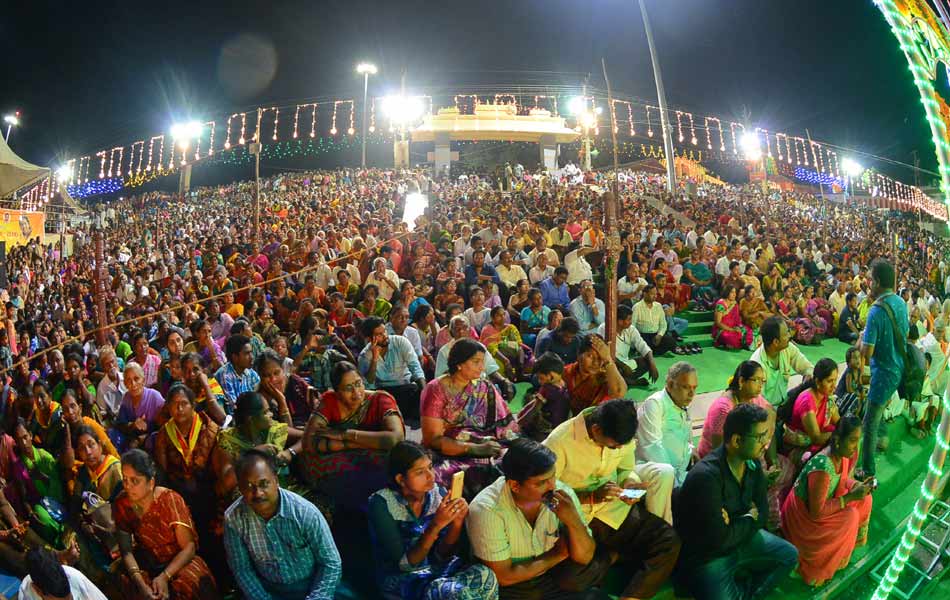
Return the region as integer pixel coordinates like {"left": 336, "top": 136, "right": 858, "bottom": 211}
{"left": 301, "top": 361, "right": 405, "bottom": 511}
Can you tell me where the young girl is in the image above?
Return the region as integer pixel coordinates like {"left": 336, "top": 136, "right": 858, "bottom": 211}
{"left": 433, "top": 279, "right": 463, "bottom": 324}
{"left": 480, "top": 306, "right": 526, "bottom": 381}
{"left": 464, "top": 288, "right": 492, "bottom": 334}
{"left": 834, "top": 346, "right": 867, "bottom": 418}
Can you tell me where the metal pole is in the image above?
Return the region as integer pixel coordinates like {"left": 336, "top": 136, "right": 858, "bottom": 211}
{"left": 361, "top": 72, "right": 370, "bottom": 168}
{"left": 581, "top": 80, "right": 592, "bottom": 171}
{"left": 3, "top": 125, "right": 10, "bottom": 143}
{"left": 93, "top": 229, "right": 108, "bottom": 347}
{"left": 601, "top": 58, "right": 621, "bottom": 353}
{"left": 639, "top": 0, "right": 677, "bottom": 194}
{"left": 254, "top": 107, "right": 262, "bottom": 248}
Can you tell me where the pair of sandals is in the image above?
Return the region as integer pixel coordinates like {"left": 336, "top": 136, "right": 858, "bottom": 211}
{"left": 673, "top": 343, "right": 702, "bottom": 355}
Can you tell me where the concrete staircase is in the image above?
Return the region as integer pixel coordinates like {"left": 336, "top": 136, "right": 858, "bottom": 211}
{"left": 680, "top": 309, "right": 715, "bottom": 348}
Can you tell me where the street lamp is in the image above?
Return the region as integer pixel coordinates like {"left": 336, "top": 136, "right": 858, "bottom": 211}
{"left": 382, "top": 95, "right": 423, "bottom": 169}
{"left": 569, "top": 97, "right": 599, "bottom": 170}
{"left": 56, "top": 165, "right": 72, "bottom": 183}
{"left": 3, "top": 113, "right": 20, "bottom": 143}
{"left": 841, "top": 158, "right": 864, "bottom": 199}
{"left": 740, "top": 131, "right": 768, "bottom": 192}
{"left": 356, "top": 62, "right": 378, "bottom": 168}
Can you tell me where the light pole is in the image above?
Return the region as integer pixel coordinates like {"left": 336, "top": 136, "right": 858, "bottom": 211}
{"left": 170, "top": 121, "right": 203, "bottom": 196}
{"left": 639, "top": 0, "right": 677, "bottom": 194}
{"left": 740, "top": 131, "right": 766, "bottom": 192}
{"left": 568, "top": 96, "right": 601, "bottom": 171}
{"left": 356, "top": 63, "right": 377, "bottom": 169}
{"left": 842, "top": 157, "right": 864, "bottom": 202}
{"left": 382, "top": 95, "right": 424, "bottom": 169}
{"left": 3, "top": 113, "right": 19, "bottom": 143}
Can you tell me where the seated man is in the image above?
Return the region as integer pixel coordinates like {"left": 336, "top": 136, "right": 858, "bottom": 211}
{"left": 673, "top": 404, "right": 798, "bottom": 600}
{"left": 636, "top": 362, "right": 697, "bottom": 486}
{"left": 19, "top": 547, "right": 108, "bottom": 600}
{"left": 467, "top": 438, "right": 612, "bottom": 600}
{"left": 569, "top": 280, "right": 605, "bottom": 335}
{"left": 358, "top": 316, "right": 426, "bottom": 425}
{"left": 224, "top": 449, "right": 341, "bottom": 600}
{"left": 632, "top": 285, "right": 677, "bottom": 356}
{"left": 544, "top": 400, "right": 680, "bottom": 600}
{"left": 597, "top": 306, "right": 659, "bottom": 387}
{"left": 215, "top": 334, "right": 261, "bottom": 414}
{"left": 749, "top": 316, "right": 813, "bottom": 408}
{"left": 539, "top": 267, "right": 572, "bottom": 311}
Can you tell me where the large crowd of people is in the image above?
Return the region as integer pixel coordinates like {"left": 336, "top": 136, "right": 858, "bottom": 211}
{"left": 0, "top": 160, "right": 944, "bottom": 599}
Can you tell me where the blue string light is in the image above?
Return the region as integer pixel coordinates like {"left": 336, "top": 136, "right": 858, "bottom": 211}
{"left": 794, "top": 166, "right": 844, "bottom": 188}
{"left": 67, "top": 177, "right": 125, "bottom": 199}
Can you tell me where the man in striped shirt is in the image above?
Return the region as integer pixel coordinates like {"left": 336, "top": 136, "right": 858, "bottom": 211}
{"left": 467, "top": 438, "right": 612, "bottom": 599}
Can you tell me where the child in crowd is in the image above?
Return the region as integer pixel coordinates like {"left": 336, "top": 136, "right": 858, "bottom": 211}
{"left": 517, "top": 352, "right": 570, "bottom": 441}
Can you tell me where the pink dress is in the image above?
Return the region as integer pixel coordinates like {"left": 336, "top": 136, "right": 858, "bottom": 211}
{"left": 712, "top": 300, "right": 753, "bottom": 349}
{"left": 698, "top": 394, "right": 772, "bottom": 458}
{"left": 790, "top": 389, "right": 836, "bottom": 453}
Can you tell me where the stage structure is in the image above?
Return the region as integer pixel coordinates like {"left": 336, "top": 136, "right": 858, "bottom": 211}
{"left": 410, "top": 103, "right": 580, "bottom": 174}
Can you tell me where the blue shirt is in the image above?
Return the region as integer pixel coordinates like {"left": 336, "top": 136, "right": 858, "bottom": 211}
{"left": 464, "top": 264, "right": 502, "bottom": 290}
{"left": 862, "top": 291, "right": 907, "bottom": 386}
{"left": 358, "top": 335, "right": 425, "bottom": 388}
{"left": 538, "top": 277, "right": 570, "bottom": 309}
{"left": 568, "top": 297, "right": 605, "bottom": 332}
{"left": 224, "top": 488, "right": 341, "bottom": 600}
{"left": 214, "top": 364, "right": 261, "bottom": 413}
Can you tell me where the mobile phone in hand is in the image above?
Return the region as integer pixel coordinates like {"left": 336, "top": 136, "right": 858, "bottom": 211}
{"left": 619, "top": 489, "right": 646, "bottom": 501}
{"left": 450, "top": 471, "right": 465, "bottom": 500}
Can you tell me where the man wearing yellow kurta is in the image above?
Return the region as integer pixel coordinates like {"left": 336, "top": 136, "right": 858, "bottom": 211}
{"left": 543, "top": 400, "right": 681, "bottom": 600}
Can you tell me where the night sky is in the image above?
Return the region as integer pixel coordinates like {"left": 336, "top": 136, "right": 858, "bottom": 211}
{"left": 0, "top": 0, "right": 941, "bottom": 184}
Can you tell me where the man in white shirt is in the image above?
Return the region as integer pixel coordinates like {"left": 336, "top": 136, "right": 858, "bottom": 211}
{"left": 632, "top": 285, "right": 677, "bottom": 356}
{"left": 685, "top": 226, "right": 699, "bottom": 250}
{"left": 527, "top": 235, "right": 560, "bottom": 268}
{"left": 364, "top": 257, "right": 401, "bottom": 302}
{"left": 96, "top": 346, "right": 126, "bottom": 421}
{"left": 618, "top": 263, "right": 648, "bottom": 304}
{"left": 20, "top": 547, "right": 108, "bottom": 600}
{"left": 598, "top": 305, "right": 659, "bottom": 386}
{"left": 636, "top": 362, "right": 698, "bottom": 486}
{"left": 564, "top": 245, "right": 595, "bottom": 287}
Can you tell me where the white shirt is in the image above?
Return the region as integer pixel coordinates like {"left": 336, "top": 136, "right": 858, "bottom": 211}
{"left": 564, "top": 250, "right": 593, "bottom": 285}
{"left": 96, "top": 373, "right": 127, "bottom": 418}
{"left": 597, "top": 323, "right": 651, "bottom": 368}
{"left": 618, "top": 276, "right": 648, "bottom": 300}
{"left": 632, "top": 300, "right": 667, "bottom": 336}
{"left": 19, "top": 566, "right": 108, "bottom": 600}
{"left": 364, "top": 269, "right": 401, "bottom": 301}
{"left": 715, "top": 256, "right": 732, "bottom": 278}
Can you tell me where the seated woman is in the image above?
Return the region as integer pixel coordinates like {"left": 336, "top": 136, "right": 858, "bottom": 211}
{"left": 712, "top": 286, "right": 753, "bottom": 350}
{"left": 71, "top": 425, "right": 123, "bottom": 575}
{"left": 463, "top": 287, "right": 492, "bottom": 335}
{"left": 115, "top": 449, "right": 219, "bottom": 599}
{"left": 113, "top": 363, "right": 166, "bottom": 451}
{"left": 399, "top": 281, "right": 431, "bottom": 321}
{"left": 153, "top": 385, "right": 220, "bottom": 545}
{"left": 785, "top": 358, "right": 841, "bottom": 465}
{"left": 59, "top": 389, "right": 119, "bottom": 485}
{"left": 698, "top": 361, "right": 794, "bottom": 531}
{"left": 179, "top": 353, "right": 227, "bottom": 426}
{"left": 480, "top": 306, "right": 528, "bottom": 381}
{"left": 13, "top": 418, "right": 67, "bottom": 546}
{"left": 739, "top": 285, "right": 773, "bottom": 331}
{"left": 52, "top": 353, "right": 97, "bottom": 418}
{"left": 301, "top": 362, "right": 404, "bottom": 510}
{"left": 29, "top": 381, "right": 65, "bottom": 452}
{"left": 781, "top": 287, "right": 820, "bottom": 345}
{"left": 411, "top": 305, "right": 442, "bottom": 360}
{"left": 357, "top": 284, "right": 393, "bottom": 321}
{"left": 562, "top": 334, "right": 628, "bottom": 414}
{"left": 519, "top": 288, "right": 550, "bottom": 349}
{"left": 781, "top": 416, "right": 872, "bottom": 587}
{"left": 367, "top": 442, "right": 498, "bottom": 600}
{"left": 434, "top": 304, "right": 476, "bottom": 350}
{"left": 256, "top": 350, "right": 315, "bottom": 429}
{"left": 801, "top": 285, "right": 833, "bottom": 337}
{"left": 421, "top": 339, "right": 520, "bottom": 488}
{"left": 212, "top": 391, "right": 303, "bottom": 503}
{"left": 682, "top": 249, "right": 717, "bottom": 310}
{"left": 506, "top": 278, "right": 531, "bottom": 324}
{"left": 433, "top": 280, "right": 464, "bottom": 325}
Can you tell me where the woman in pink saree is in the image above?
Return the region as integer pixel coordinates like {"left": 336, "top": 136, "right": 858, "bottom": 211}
{"left": 712, "top": 286, "right": 753, "bottom": 349}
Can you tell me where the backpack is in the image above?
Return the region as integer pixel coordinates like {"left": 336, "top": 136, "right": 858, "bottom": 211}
{"left": 875, "top": 298, "right": 925, "bottom": 404}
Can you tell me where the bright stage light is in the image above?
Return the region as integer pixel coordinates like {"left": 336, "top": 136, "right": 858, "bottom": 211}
{"left": 402, "top": 192, "right": 428, "bottom": 231}
{"left": 356, "top": 62, "right": 378, "bottom": 75}
{"left": 842, "top": 158, "right": 864, "bottom": 177}
{"left": 56, "top": 165, "right": 71, "bottom": 182}
{"left": 740, "top": 132, "right": 762, "bottom": 161}
{"left": 568, "top": 97, "right": 585, "bottom": 116}
{"left": 171, "top": 120, "right": 203, "bottom": 149}
{"left": 382, "top": 96, "right": 424, "bottom": 125}
{"left": 3, "top": 114, "right": 19, "bottom": 126}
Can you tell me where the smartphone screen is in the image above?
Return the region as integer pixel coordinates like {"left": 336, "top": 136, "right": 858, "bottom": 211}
{"left": 620, "top": 489, "right": 646, "bottom": 500}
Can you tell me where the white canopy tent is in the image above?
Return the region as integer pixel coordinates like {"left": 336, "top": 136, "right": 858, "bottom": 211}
{"left": 0, "top": 134, "right": 49, "bottom": 199}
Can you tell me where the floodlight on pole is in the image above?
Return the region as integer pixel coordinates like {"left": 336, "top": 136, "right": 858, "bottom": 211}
{"left": 568, "top": 96, "right": 586, "bottom": 116}
{"left": 381, "top": 95, "right": 424, "bottom": 126}
{"left": 3, "top": 112, "right": 20, "bottom": 143}
{"left": 56, "top": 165, "right": 72, "bottom": 182}
{"left": 842, "top": 157, "right": 864, "bottom": 177}
{"left": 740, "top": 132, "right": 762, "bottom": 161}
{"left": 356, "top": 63, "right": 378, "bottom": 168}
{"left": 171, "top": 121, "right": 203, "bottom": 149}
